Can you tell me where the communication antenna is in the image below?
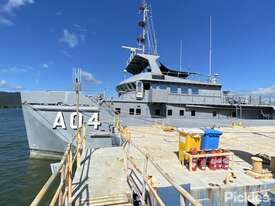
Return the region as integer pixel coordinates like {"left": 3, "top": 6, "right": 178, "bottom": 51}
{"left": 180, "top": 40, "right": 183, "bottom": 72}
{"left": 209, "top": 16, "right": 212, "bottom": 80}
{"left": 74, "top": 68, "right": 81, "bottom": 131}
{"left": 74, "top": 68, "right": 81, "bottom": 93}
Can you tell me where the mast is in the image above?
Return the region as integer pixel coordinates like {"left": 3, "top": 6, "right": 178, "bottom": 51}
{"left": 137, "top": 0, "right": 158, "bottom": 55}
{"left": 74, "top": 68, "right": 81, "bottom": 167}
{"left": 138, "top": 0, "right": 148, "bottom": 54}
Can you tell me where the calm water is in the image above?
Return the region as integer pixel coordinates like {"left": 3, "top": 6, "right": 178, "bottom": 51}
{"left": 0, "top": 109, "right": 53, "bottom": 206}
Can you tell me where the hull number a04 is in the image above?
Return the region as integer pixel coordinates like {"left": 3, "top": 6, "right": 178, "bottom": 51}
{"left": 53, "top": 112, "right": 101, "bottom": 130}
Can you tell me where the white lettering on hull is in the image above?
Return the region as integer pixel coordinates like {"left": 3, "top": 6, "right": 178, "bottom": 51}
{"left": 53, "top": 112, "right": 66, "bottom": 129}
{"left": 70, "top": 112, "right": 83, "bottom": 130}
{"left": 87, "top": 112, "right": 101, "bottom": 129}
{"left": 53, "top": 112, "right": 101, "bottom": 130}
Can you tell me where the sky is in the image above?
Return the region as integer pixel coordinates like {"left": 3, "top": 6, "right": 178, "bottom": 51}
{"left": 0, "top": 0, "right": 275, "bottom": 96}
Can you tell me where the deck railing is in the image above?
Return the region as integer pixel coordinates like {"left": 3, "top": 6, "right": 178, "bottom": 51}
{"left": 114, "top": 115, "right": 202, "bottom": 206}
{"left": 30, "top": 125, "right": 87, "bottom": 206}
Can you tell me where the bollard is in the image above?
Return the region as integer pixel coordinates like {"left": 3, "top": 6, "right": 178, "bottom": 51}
{"left": 251, "top": 157, "right": 263, "bottom": 174}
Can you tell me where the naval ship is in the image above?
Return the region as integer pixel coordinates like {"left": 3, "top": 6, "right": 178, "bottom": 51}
{"left": 21, "top": 1, "right": 275, "bottom": 159}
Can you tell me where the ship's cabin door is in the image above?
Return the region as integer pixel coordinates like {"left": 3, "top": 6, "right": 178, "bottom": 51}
{"left": 149, "top": 103, "right": 166, "bottom": 118}
{"left": 136, "top": 81, "right": 144, "bottom": 100}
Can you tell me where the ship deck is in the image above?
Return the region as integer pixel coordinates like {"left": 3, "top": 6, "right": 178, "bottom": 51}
{"left": 72, "top": 125, "right": 275, "bottom": 205}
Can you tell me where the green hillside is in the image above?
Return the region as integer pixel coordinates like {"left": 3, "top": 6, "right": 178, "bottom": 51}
{"left": 0, "top": 92, "right": 21, "bottom": 108}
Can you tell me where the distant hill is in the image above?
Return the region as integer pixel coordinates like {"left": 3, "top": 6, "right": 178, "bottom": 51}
{"left": 0, "top": 92, "right": 21, "bottom": 108}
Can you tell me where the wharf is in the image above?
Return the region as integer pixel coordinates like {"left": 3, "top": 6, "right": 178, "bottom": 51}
{"left": 72, "top": 147, "right": 132, "bottom": 206}
{"left": 71, "top": 125, "right": 275, "bottom": 206}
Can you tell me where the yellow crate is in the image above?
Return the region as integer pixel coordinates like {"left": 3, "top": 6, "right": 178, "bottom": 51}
{"left": 178, "top": 128, "right": 203, "bottom": 161}
{"left": 183, "top": 134, "right": 201, "bottom": 152}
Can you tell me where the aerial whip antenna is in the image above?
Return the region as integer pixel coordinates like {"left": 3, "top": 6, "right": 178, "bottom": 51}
{"left": 209, "top": 16, "right": 212, "bottom": 81}
{"left": 180, "top": 40, "right": 183, "bottom": 72}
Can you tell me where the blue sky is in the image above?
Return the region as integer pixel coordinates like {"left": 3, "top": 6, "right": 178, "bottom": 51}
{"left": 0, "top": 0, "right": 275, "bottom": 96}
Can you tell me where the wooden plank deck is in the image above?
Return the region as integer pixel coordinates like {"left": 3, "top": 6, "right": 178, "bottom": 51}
{"left": 71, "top": 147, "right": 132, "bottom": 206}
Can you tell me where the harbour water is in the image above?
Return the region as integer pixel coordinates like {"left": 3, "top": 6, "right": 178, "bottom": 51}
{"left": 0, "top": 109, "right": 52, "bottom": 206}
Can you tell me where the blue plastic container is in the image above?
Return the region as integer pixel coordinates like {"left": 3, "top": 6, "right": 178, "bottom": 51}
{"left": 200, "top": 128, "right": 223, "bottom": 150}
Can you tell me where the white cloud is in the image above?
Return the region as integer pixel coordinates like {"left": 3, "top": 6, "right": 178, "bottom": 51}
{"left": 73, "top": 23, "right": 88, "bottom": 32}
{"left": 0, "top": 65, "right": 31, "bottom": 73}
{"left": 59, "top": 29, "right": 79, "bottom": 48}
{"left": 250, "top": 85, "right": 275, "bottom": 96}
{"left": 81, "top": 70, "right": 102, "bottom": 84}
{"left": 42, "top": 63, "right": 48, "bottom": 69}
{"left": 0, "top": 0, "right": 34, "bottom": 26}
{"left": 56, "top": 11, "right": 63, "bottom": 16}
{"left": 0, "top": 79, "right": 23, "bottom": 90}
{"left": 0, "top": 80, "right": 8, "bottom": 87}
{"left": 0, "top": 16, "right": 14, "bottom": 26}
{"left": 61, "top": 50, "right": 72, "bottom": 58}
{"left": 2, "top": 0, "right": 34, "bottom": 14}
{"left": 80, "top": 34, "right": 85, "bottom": 41}
{"left": 73, "top": 23, "right": 81, "bottom": 28}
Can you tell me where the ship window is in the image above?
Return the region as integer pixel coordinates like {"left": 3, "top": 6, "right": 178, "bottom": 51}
{"left": 152, "top": 84, "right": 157, "bottom": 89}
{"left": 128, "top": 84, "right": 134, "bottom": 90}
{"left": 181, "top": 87, "right": 188, "bottom": 94}
{"left": 159, "top": 84, "right": 166, "bottom": 90}
{"left": 180, "top": 110, "right": 185, "bottom": 116}
{"left": 121, "top": 85, "right": 127, "bottom": 91}
{"left": 155, "top": 109, "right": 160, "bottom": 116}
{"left": 213, "top": 111, "right": 217, "bottom": 117}
{"left": 136, "top": 108, "right": 141, "bottom": 115}
{"left": 152, "top": 74, "right": 165, "bottom": 80}
{"left": 115, "top": 108, "right": 121, "bottom": 114}
{"left": 129, "top": 108, "right": 135, "bottom": 115}
{"left": 191, "top": 110, "right": 196, "bottom": 117}
{"left": 170, "top": 86, "right": 178, "bottom": 94}
{"left": 167, "top": 109, "right": 173, "bottom": 116}
{"left": 191, "top": 88, "right": 199, "bottom": 95}
{"left": 232, "top": 111, "right": 237, "bottom": 118}
{"left": 136, "top": 81, "right": 143, "bottom": 93}
{"left": 143, "top": 82, "right": 150, "bottom": 90}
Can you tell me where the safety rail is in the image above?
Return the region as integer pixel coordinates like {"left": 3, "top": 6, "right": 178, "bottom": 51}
{"left": 30, "top": 125, "right": 87, "bottom": 206}
{"left": 114, "top": 115, "right": 202, "bottom": 206}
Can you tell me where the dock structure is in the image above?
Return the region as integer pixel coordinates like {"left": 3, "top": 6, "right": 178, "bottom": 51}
{"left": 69, "top": 124, "right": 275, "bottom": 205}
{"left": 31, "top": 122, "right": 275, "bottom": 206}
{"left": 72, "top": 147, "right": 132, "bottom": 205}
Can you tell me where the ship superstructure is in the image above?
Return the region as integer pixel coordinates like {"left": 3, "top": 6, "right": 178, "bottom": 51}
{"left": 110, "top": 0, "right": 274, "bottom": 121}
{"left": 21, "top": 0, "right": 275, "bottom": 158}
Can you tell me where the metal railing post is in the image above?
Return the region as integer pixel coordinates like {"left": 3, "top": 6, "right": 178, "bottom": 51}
{"left": 68, "top": 147, "right": 72, "bottom": 201}
{"left": 141, "top": 155, "right": 149, "bottom": 203}
{"left": 82, "top": 124, "right": 86, "bottom": 148}
{"left": 76, "top": 131, "right": 81, "bottom": 169}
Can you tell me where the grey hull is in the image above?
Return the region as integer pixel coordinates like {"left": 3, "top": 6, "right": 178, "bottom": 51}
{"left": 21, "top": 91, "right": 116, "bottom": 159}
